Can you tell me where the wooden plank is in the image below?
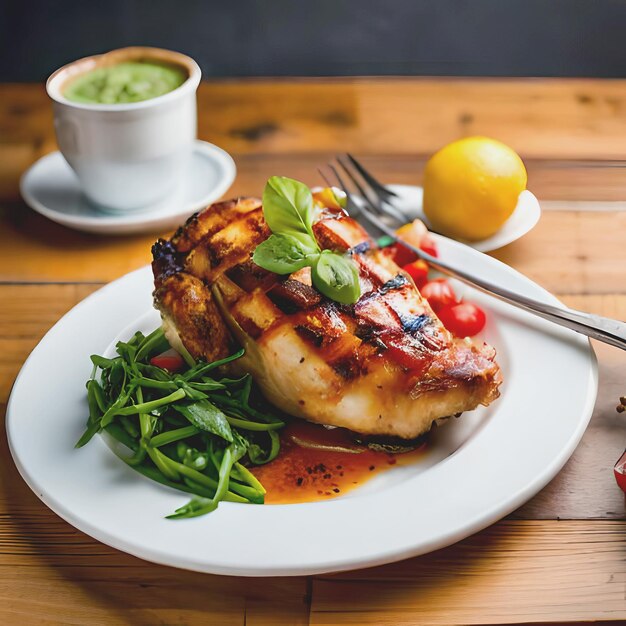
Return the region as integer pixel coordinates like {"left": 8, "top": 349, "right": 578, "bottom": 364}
{"left": 0, "top": 535, "right": 307, "bottom": 626}
{"left": 3, "top": 79, "right": 626, "bottom": 202}
{"left": 0, "top": 284, "right": 100, "bottom": 401}
{"left": 231, "top": 153, "right": 626, "bottom": 203}
{"left": 4, "top": 79, "right": 626, "bottom": 164}
{"left": 491, "top": 210, "right": 626, "bottom": 295}
{"left": 0, "top": 200, "right": 156, "bottom": 282}
{"left": 309, "top": 520, "right": 626, "bottom": 625}
{"left": 3, "top": 149, "right": 626, "bottom": 205}
{"left": 512, "top": 295, "right": 626, "bottom": 520}
{"left": 194, "top": 78, "right": 626, "bottom": 160}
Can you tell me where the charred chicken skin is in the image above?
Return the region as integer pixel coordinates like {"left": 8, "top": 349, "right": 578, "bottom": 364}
{"left": 152, "top": 193, "right": 501, "bottom": 440}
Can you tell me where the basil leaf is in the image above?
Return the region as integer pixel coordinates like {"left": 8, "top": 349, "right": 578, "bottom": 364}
{"left": 311, "top": 251, "right": 361, "bottom": 304}
{"left": 262, "top": 176, "right": 315, "bottom": 239}
{"left": 252, "top": 233, "right": 319, "bottom": 275}
{"left": 173, "top": 400, "right": 234, "bottom": 442}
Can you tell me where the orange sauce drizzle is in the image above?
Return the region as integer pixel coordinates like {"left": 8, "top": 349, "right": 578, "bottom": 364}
{"left": 250, "top": 420, "right": 426, "bottom": 504}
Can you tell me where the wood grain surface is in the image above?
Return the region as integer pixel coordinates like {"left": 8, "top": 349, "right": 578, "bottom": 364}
{"left": 0, "top": 79, "right": 625, "bottom": 625}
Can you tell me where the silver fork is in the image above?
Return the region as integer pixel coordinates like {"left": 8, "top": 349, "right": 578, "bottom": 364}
{"left": 320, "top": 155, "right": 626, "bottom": 351}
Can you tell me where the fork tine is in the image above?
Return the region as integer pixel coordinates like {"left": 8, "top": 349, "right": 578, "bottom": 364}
{"left": 343, "top": 155, "right": 414, "bottom": 224}
{"left": 319, "top": 166, "right": 361, "bottom": 216}
{"left": 336, "top": 157, "right": 386, "bottom": 217}
{"left": 317, "top": 168, "right": 336, "bottom": 192}
{"left": 338, "top": 156, "right": 413, "bottom": 225}
{"left": 346, "top": 153, "right": 398, "bottom": 198}
{"left": 323, "top": 164, "right": 395, "bottom": 242}
{"left": 326, "top": 163, "right": 354, "bottom": 204}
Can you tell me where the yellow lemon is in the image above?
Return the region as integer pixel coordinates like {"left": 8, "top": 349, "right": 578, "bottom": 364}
{"left": 423, "top": 136, "right": 527, "bottom": 241}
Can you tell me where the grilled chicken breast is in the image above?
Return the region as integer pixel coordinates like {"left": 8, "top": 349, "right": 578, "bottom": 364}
{"left": 152, "top": 194, "right": 501, "bottom": 440}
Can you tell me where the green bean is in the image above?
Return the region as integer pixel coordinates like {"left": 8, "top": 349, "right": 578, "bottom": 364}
{"left": 100, "top": 383, "right": 136, "bottom": 427}
{"left": 90, "top": 354, "right": 119, "bottom": 369}
{"left": 133, "top": 376, "right": 179, "bottom": 391}
{"left": 104, "top": 422, "right": 139, "bottom": 452}
{"left": 119, "top": 415, "right": 139, "bottom": 438}
{"left": 136, "top": 362, "right": 171, "bottom": 381}
{"left": 181, "top": 348, "right": 244, "bottom": 381}
{"left": 224, "top": 415, "right": 284, "bottom": 431}
{"left": 168, "top": 446, "right": 237, "bottom": 519}
{"left": 91, "top": 380, "right": 107, "bottom": 413}
{"left": 135, "top": 327, "right": 169, "bottom": 362}
{"left": 215, "top": 396, "right": 283, "bottom": 424}
{"left": 150, "top": 425, "right": 199, "bottom": 448}
{"left": 79, "top": 326, "right": 282, "bottom": 519}
{"left": 116, "top": 388, "right": 186, "bottom": 416}
{"left": 133, "top": 466, "right": 248, "bottom": 504}
{"left": 233, "top": 462, "right": 266, "bottom": 494}
{"left": 186, "top": 379, "right": 226, "bottom": 392}
{"left": 182, "top": 478, "right": 249, "bottom": 503}
{"left": 146, "top": 447, "right": 180, "bottom": 481}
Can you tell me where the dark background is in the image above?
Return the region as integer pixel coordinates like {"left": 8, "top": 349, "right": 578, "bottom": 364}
{"left": 2, "top": 0, "right": 626, "bottom": 81}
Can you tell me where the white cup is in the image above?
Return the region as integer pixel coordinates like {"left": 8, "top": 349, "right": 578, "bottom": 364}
{"left": 46, "top": 47, "right": 201, "bottom": 212}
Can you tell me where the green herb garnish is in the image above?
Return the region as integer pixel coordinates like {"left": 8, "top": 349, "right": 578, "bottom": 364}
{"left": 77, "top": 328, "right": 283, "bottom": 519}
{"left": 252, "top": 176, "right": 361, "bottom": 304}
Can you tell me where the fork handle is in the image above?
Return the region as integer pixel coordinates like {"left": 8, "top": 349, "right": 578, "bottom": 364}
{"left": 397, "top": 236, "right": 626, "bottom": 351}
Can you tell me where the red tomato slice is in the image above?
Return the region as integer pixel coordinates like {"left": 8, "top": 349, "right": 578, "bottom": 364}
{"left": 396, "top": 219, "right": 428, "bottom": 247}
{"left": 402, "top": 260, "right": 429, "bottom": 289}
{"left": 384, "top": 242, "right": 418, "bottom": 267}
{"left": 419, "top": 234, "right": 438, "bottom": 258}
{"left": 437, "top": 302, "right": 487, "bottom": 337}
{"left": 150, "top": 348, "right": 185, "bottom": 372}
{"left": 393, "top": 220, "right": 438, "bottom": 258}
{"left": 420, "top": 278, "right": 457, "bottom": 312}
{"left": 614, "top": 450, "right": 626, "bottom": 492}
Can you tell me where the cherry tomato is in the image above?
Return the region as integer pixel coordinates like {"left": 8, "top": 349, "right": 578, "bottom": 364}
{"left": 419, "top": 234, "right": 438, "bottom": 258}
{"left": 384, "top": 242, "right": 418, "bottom": 267}
{"left": 402, "top": 260, "right": 429, "bottom": 289}
{"left": 396, "top": 219, "right": 428, "bottom": 248}
{"left": 420, "top": 279, "right": 457, "bottom": 312}
{"left": 150, "top": 348, "right": 185, "bottom": 372}
{"left": 438, "top": 302, "right": 487, "bottom": 337}
{"left": 395, "top": 219, "right": 438, "bottom": 256}
{"left": 614, "top": 449, "right": 626, "bottom": 492}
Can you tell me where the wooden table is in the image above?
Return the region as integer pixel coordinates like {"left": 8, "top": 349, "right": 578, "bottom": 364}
{"left": 1, "top": 78, "right": 625, "bottom": 625}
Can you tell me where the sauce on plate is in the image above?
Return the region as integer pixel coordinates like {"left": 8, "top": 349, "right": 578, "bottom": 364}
{"left": 250, "top": 420, "right": 427, "bottom": 504}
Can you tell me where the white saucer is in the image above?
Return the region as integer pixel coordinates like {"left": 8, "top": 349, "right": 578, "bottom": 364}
{"left": 20, "top": 140, "right": 236, "bottom": 235}
{"left": 378, "top": 185, "right": 541, "bottom": 252}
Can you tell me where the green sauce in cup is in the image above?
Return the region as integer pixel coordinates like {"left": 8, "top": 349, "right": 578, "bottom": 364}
{"left": 64, "top": 61, "right": 187, "bottom": 104}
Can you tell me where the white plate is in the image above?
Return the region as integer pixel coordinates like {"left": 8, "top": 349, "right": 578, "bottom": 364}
{"left": 6, "top": 238, "right": 596, "bottom": 576}
{"left": 19, "top": 140, "right": 236, "bottom": 235}
{"left": 380, "top": 185, "right": 541, "bottom": 252}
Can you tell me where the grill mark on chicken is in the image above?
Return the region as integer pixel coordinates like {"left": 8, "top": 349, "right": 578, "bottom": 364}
{"left": 154, "top": 272, "right": 231, "bottom": 362}
{"left": 151, "top": 239, "right": 185, "bottom": 289}
{"left": 172, "top": 197, "right": 262, "bottom": 253}
{"left": 379, "top": 274, "right": 409, "bottom": 294}
{"left": 226, "top": 259, "right": 278, "bottom": 293}
{"left": 401, "top": 313, "right": 431, "bottom": 334}
{"left": 267, "top": 279, "right": 323, "bottom": 313}
{"left": 152, "top": 193, "right": 502, "bottom": 439}
{"left": 350, "top": 241, "right": 372, "bottom": 256}
{"left": 312, "top": 215, "right": 371, "bottom": 252}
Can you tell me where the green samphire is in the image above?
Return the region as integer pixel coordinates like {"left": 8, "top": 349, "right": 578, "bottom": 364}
{"left": 64, "top": 61, "right": 187, "bottom": 104}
